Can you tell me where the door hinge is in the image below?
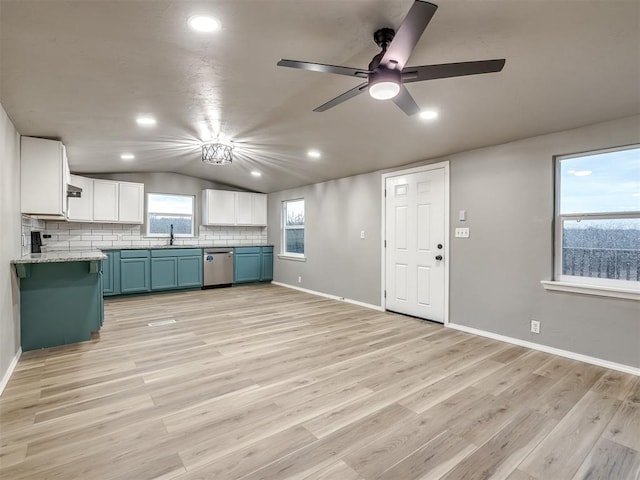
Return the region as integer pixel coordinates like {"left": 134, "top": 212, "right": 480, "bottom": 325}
{"left": 384, "top": 290, "right": 387, "bottom": 298}
{"left": 384, "top": 240, "right": 387, "bottom": 248}
{"left": 384, "top": 189, "right": 387, "bottom": 197}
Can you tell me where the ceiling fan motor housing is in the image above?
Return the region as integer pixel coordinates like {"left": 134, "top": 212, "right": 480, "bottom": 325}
{"left": 368, "top": 68, "right": 402, "bottom": 100}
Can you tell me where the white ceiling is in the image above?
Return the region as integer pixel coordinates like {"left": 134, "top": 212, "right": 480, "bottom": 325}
{"left": 1, "top": 0, "right": 638, "bottom": 193}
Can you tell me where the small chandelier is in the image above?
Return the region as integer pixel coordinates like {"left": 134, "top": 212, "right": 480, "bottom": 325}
{"left": 202, "top": 140, "right": 234, "bottom": 165}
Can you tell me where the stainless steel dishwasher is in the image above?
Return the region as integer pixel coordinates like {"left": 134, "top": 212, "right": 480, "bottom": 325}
{"left": 203, "top": 248, "right": 234, "bottom": 288}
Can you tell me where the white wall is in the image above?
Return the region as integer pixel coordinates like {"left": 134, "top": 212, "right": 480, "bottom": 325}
{"left": 0, "top": 102, "right": 22, "bottom": 388}
{"left": 268, "top": 115, "right": 640, "bottom": 369}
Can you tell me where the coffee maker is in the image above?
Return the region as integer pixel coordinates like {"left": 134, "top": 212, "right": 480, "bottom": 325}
{"left": 31, "top": 231, "right": 43, "bottom": 253}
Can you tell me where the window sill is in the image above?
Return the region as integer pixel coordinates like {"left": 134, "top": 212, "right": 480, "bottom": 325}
{"left": 541, "top": 280, "right": 640, "bottom": 301}
{"left": 278, "top": 254, "right": 307, "bottom": 262}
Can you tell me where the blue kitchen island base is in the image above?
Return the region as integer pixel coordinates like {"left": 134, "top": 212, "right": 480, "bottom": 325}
{"left": 17, "top": 260, "right": 103, "bottom": 351}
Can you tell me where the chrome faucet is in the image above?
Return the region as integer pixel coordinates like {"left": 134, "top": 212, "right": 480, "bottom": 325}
{"left": 169, "top": 224, "right": 174, "bottom": 246}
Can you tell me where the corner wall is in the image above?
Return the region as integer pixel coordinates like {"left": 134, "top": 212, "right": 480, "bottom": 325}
{"left": 0, "top": 102, "right": 22, "bottom": 388}
{"left": 268, "top": 115, "right": 640, "bottom": 369}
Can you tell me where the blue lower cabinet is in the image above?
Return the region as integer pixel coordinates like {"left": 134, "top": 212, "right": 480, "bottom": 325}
{"left": 120, "top": 253, "right": 151, "bottom": 294}
{"left": 234, "top": 250, "right": 261, "bottom": 283}
{"left": 234, "top": 246, "right": 273, "bottom": 284}
{"left": 177, "top": 256, "right": 202, "bottom": 287}
{"left": 151, "top": 257, "right": 178, "bottom": 290}
{"left": 261, "top": 249, "right": 273, "bottom": 281}
{"left": 102, "top": 250, "right": 121, "bottom": 296}
{"left": 19, "top": 261, "right": 102, "bottom": 351}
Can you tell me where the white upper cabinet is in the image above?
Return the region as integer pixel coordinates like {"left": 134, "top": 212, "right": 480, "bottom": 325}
{"left": 93, "top": 180, "right": 120, "bottom": 222}
{"left": 202, "top": 190, "right": 267, "bottom": 226}
{"left": 252, "top": 193, "right": 267, "bottom": 226}
{"left": 118, "top": 181, "right": 144, "bottom": 224}
{"left": 67, "top": 174, "right": 94, "bottom": 222}
{"left": 68, "top": 176, "right": 144, "bottom": 224}
{"left": 20, "top": 137, "right": 69, "bottom": 219}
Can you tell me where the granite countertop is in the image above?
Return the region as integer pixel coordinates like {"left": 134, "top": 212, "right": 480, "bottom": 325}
{"left": 12, "top": 250, "right": 107, "bottom": 264}
{"left": 102, "top": 244, "right": 273, "bottom": 250}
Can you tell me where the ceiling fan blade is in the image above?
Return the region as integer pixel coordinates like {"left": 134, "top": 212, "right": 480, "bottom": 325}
{"left": 313, "top": 82, "right": 369, "bottom": 112}
{"left": 277, "top": 60, "right": 369, "bottom": 78}
{"left": 402, "top": 59, "right": 506, "bottom": 83}
{"left": 392, "top": 85, "right": 420, "bottom": 116}
{"left": 380, "top": 1, "right": 438, "bottom": 70}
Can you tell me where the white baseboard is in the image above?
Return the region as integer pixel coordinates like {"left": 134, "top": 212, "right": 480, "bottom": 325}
{"left": 0, "top": 347, "right": 22, "bottom": 396}
{"left": 447, "top": 323, "right": 640, "bottom": 377}
{"left": 271, "top": 281, "right": 384, "bottom": 312}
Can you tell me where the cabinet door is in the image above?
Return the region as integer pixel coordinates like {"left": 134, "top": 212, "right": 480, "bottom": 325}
{"left": 120, "top": 258, "right": 150, "bottom": 293}
{"left": 102, "top": 252, "right": 115, "bottom": 295}
{"left": 260, "top": 250, "right": 273, "bottom": 281}
{"left": 234, "top": 253, "right": 261, "bottom": 283}
{"left": 93, "top": 180, "right": 119, "bottom": 222}
{"left": 177, "top": 256, "right": 203, "bottom": 288}
{"left": 151, "top": 257, "right": 178, "bottom": 290}
{"left": 252, "top": 194, "right": 267, "bottom": 226}
{"left": 204, "top": 190, "right": 236, "bottom": 225}
{"left": 118, "top": 182, "right": 144, "bottom": 224}
{"left": 68, "top": 175, "right": 94, "bottom": 222}
{"left": 236, "top": 192, "right": 253, "bottom": 225}
{"left": 20, "top": 137, "right": 65, "bottom": 217}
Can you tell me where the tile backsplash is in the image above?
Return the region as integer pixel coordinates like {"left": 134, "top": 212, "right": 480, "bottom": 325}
{"left": 41, "top": 222, "right": 268, "bottom": 251}
{"left": 21, "top": 215, "right": 46, "bottom": 256}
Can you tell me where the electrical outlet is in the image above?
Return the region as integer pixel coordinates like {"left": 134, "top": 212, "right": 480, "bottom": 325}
{"left": 298, "top": 276, "right": 302, "bottom": 284}
{"left": 455, "top": 227, "right": 470, "bottom": 238}
{"left": 360, "top": 230, "right": 365, "bottom": 239}
{"left": 531, "top": 320, "right": 541, "bottom": 334}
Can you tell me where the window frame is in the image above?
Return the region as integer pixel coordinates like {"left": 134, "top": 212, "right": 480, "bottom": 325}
{"left": 281, "top": 198, "right": 305, "bottom": 259}
{"left": 553, "top": 144, "right": 640, "bottom": 291}
{"left": 145, "top": 192, "right": 195, "bottom": 238}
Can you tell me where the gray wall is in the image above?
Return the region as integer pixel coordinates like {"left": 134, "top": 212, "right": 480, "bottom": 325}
{"left": 268, "top": 172, "right": 382, "bottom": 306}
{"left": 0, "top": 102, "right": 22, "bottom": 385}
{"left": 85, "top": 172, "right": 245, "bottom": 233}
{"left": 268, "top": 115, "right": 640, "bottom": 368}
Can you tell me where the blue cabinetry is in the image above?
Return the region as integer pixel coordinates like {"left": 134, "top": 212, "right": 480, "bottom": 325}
{"left": 18, "top": 260, "right": 103, "bottom": 351}
{"left": 151, "top": 249, "right": 202, "bottom": 290}
{"left": 120, "top": 250, "right": 151, "bottom": 294}
{"left": 102, "top": 250, "right": 121, "bottom": 296}
{"left": 234, "top": 246, "right": 273, "bottom": 284}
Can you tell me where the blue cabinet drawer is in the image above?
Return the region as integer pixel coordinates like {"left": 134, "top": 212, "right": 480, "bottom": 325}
{"left": 120, "top": 249, "right": 150, "bottom": 258}
{"left": 151, "top": 248, "right": 202, "bottom": 258}
{"left": 235, "top": 246, "right": 261, "bottom": 254}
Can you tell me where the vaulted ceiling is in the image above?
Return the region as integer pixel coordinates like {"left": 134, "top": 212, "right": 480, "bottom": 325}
{"left": 1, "top": 0, "right": 638, "bottom": 193}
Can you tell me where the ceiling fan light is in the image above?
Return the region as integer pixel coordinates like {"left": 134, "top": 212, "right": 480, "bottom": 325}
{"left": 369, "top": 81, "right": 400, "bottom": 100}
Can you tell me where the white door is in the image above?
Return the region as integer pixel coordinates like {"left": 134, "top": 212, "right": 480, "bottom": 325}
{"left": 93, "top": 180, "right": 119, "bottom": 222}
{"left": 118, "top": 182, "right": 144, "bottom": 224}
{"left": 236, "top": 192, "right": 253, "bottom": 225}
{"left": 385, "top": 167, "right": 446, "bottom": 322}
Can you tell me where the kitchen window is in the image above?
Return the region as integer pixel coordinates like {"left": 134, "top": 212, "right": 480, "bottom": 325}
{"left": 546, "top": 145, "right": 640, "bottom": 298}
{"left": 282, "top": 199, "right": 305, "bottom": 258}
{"left": 146, "top": 193, "right": 195, "bottom": 237}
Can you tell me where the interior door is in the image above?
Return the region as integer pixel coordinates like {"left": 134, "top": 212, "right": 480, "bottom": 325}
{"left": 385, "top": 167, "right": 446, "bottom": 322}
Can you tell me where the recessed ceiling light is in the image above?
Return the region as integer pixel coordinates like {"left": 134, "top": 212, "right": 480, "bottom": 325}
{"left": 136, "top": 115, "right": 156, "bottom": 127}
{"left": 307, "top": 149, "right": 321, "bottom": 159}
{"left": 120, "top": 153, "right": 135, "bottom": 161}
{"left": 251, "top": 171, "right": 262, "bottom": 177}
{"left": 188, "top": 15, "right": 221, "bottom": 33}
{"left": 419, "top": 110, "right": 439, "bottom": 120}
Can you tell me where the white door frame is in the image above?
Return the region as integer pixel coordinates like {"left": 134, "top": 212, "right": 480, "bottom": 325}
{"left": 381, "top": 161, "right": 450, "bottom": 325}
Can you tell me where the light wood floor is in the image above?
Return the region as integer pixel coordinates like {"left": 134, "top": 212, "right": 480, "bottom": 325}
{"left": 1, "top": 284, "right": 639, "bottom": 480}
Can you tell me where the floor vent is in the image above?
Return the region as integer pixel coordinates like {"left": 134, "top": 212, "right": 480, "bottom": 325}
{"left": 148, "top": 319, "right": 177, "bottom": 327}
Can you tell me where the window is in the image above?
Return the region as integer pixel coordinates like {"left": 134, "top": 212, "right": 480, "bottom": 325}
{"left": 146, "top": 193, "right": 195, "bottom": 237}
{"left": 282, "top": 199, "right": 304, "bottom": 257}
{"left": 554, "top": 145, "right": 639, "bottom": 290}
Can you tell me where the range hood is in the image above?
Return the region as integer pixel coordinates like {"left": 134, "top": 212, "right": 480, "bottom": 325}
{"left": 66, "top": 183, "right": 82, "bottom": 198}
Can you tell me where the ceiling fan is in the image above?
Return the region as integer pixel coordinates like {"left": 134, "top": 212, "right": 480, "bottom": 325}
{"left": 277, "top": 0, "right": 505, "bottom": 116}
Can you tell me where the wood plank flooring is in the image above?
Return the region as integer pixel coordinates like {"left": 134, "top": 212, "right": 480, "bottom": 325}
{"left": 1, "top": 284, "right": 639, "bottom": 480}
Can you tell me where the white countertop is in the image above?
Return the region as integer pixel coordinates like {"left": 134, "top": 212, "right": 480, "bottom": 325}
{"left": 12, "top": 250, "right": 107, "bottom": 264}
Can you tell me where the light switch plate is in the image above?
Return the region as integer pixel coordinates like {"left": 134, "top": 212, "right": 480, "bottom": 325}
{"left": 455, "top": 227, "right": 470, "bottom": 238}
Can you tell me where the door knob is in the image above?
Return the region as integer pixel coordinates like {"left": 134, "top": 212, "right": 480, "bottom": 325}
{"left": 435, "top": 255, "right": 443, "bottom": 261}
